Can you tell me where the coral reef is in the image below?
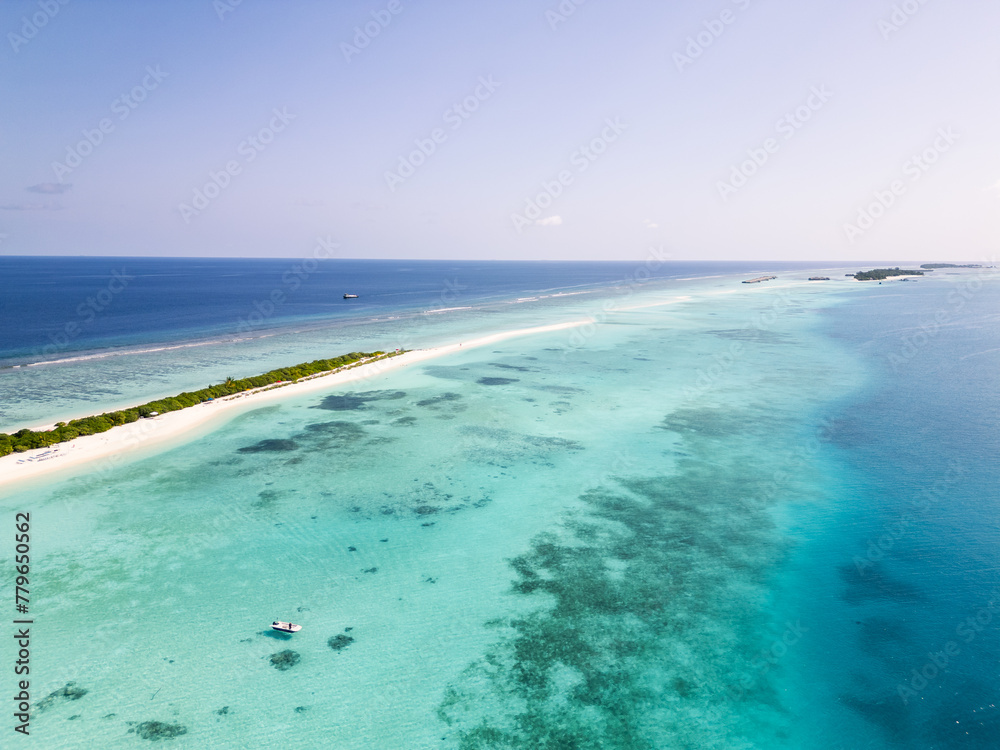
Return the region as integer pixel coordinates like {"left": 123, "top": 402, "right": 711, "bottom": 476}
{"left": 270, "top": 650, "right": 301, "bottom": 671}
{"left": 328, "top": 633, "right": 355, "bottom": 651}
{"left": 36, "top": 682, "right": 88, "bottom": 712}
{"left": 133, "top": 721, "right": 188, "bottom": 740}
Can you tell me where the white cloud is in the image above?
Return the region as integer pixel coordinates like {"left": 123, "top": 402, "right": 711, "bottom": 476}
{"left": 535, "top": 215, "right": 562, "bottom": 227}
{"left": 643, "top": 218, "right": 658, "bottom": 229}
{"left": 27, "top": 182, "right": 72, "bottom": 194}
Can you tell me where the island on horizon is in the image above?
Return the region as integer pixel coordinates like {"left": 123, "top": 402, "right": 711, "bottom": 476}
{"left": 854, "top": 267, "right": 924, "bottom": 281}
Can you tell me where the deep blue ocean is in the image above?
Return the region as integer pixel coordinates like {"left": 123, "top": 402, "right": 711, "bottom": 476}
{"left": 789, "top": 277, "right": 1000, "bottom": 747}
{"left": 0, "top": 256, "right": 851, "bottom": 366}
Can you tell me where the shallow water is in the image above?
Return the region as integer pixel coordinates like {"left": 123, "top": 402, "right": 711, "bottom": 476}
{"left": 0, "top": 259, "right": 843, "bottom": 430}
{"left": 2, "top": 267, "right": 997, "bottom": 748}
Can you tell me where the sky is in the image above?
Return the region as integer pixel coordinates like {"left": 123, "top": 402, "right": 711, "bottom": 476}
{"left": 1, "top": 0, "right": 997, "bottom": 261}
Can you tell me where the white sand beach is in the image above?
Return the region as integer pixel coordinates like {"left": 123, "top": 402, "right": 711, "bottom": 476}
{"left": 0, "top": 320, "right": 589, "bottom": 490}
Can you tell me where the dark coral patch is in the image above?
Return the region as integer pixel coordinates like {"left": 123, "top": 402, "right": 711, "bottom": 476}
{"left": 270, "top": 650, "right": 301, "bottom": 671}
{"left": 313, "top": 390, "right": 406, "bottom": 411}
{"left": 328, "top": 633, "right": 355, "bottom": 651}
{"left": 477, "top": 377, "right": 519, "bottom": 386}
{"left": 438, "top": 458, "right": 790, "bottom": 747}
{"left": 238, "top": 439, "right": 299, "bottom": 453}
{"left": 295, "top": 421, "right": 368, "bottom": 452}
{"left": 37, "top": 682, "right": 87, "bottom": 711}
{"left": 490, "top": 363, "right": 535, "bottom": 372}
{"left": 134, "top": 721, "right": 188, "bottom": 740}
{"left": 253, "top": 490, "right": 279, "bottom": 509}
{"left": 415, "top": 392, "right": 463, "bottom": 407}
{"left": 302, "top": 420, "right": 366, "bottom": 437}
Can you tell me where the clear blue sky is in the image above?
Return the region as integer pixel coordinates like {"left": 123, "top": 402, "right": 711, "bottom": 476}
{"left": 1, "top": 0, "right": 997, "bottom": 260}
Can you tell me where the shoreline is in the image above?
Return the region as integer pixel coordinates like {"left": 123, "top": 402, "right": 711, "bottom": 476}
{"left": 0, "top": 320, "right": 588, "bottom": 491}
{"left": 851, "top": 273, "right": 924, "bottom": 282}
{"left": 0, "top": 269, "right": 926, "bottom": 491}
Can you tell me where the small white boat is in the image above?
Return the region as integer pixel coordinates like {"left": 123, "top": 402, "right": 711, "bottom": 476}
{"left": 272, "top": 621, "right": 302, "bottom": 633}
{"left": 343, "top": 293, "right": 358, "bottom": 299}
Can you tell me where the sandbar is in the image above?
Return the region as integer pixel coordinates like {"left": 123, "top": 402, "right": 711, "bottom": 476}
{"left": 0, "top": 320, "right": 588, "bottom": 491}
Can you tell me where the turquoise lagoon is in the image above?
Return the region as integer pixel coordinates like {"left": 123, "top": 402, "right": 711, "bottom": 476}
{"left": 2, "top": 267, "right": 998, "bottom": 748}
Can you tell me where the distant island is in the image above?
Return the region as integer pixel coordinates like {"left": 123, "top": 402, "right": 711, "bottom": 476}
{"left": 742, "top": 275, "right": 777, "bottom": 284}
{"left": 0, "top": 350, "right": 402, "bottom": 457}
{"left": 854, "top": 268, "right": 924, "bottom": 281}
{"left": 919, "top": 263, "right": 982, "bottom": 269}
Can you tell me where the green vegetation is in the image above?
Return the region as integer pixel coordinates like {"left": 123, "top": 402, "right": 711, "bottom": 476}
{"left": 854, "top": 267, "right": 924, "bottom": 281}
{"left": 920, "top": 263, "right": 981, "bottom": 269}
{"left": 0, "top": 350, "right": 399, "bottom": 457}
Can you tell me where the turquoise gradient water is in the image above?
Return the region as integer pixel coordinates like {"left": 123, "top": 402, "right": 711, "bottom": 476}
{"left": 0, "top": 260, "right": 849, "bottom": 430}
{"left": 2, "top": 268, "right": 997, "bottom": 748}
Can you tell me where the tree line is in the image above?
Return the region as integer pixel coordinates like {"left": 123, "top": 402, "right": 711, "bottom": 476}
{"left": 854, "top": 268, "right": 925, "bottom": 281}
{"left": 0, "top": 351, "right": 393, "bottom": 457}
